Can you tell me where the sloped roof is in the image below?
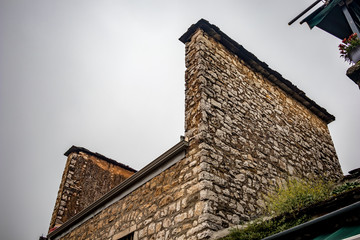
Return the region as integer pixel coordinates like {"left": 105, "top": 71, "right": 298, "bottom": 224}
{"left": 179, "top": 19, "right": 335, "bottom": 124}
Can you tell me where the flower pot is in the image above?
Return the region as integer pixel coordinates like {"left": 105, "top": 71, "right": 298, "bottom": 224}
{"left": 349, "top": 46, "right": 360, "bottom": 63}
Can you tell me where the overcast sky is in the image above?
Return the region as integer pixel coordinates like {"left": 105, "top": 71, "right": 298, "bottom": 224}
{"left": 0, "top": 1, "right": 359, "bottom": 239}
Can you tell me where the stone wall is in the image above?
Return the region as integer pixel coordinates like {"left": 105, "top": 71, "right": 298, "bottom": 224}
{"left": 183, "top": 26, "right": 342, "bottom": 232}
{"left": 53, "top": 145, "right": 212, "bottom": 240}
{"left": 47, "top": 19, "right": 343, "bottom": 240}
{"left": 49, "top": 147, "right": 136, "bottom": 232}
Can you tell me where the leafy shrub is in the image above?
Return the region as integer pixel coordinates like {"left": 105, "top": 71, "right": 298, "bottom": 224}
{"left": 265, "top": 178, "right": 331, "bottom": 216}
{"left": 220, "top": 215, "right": 309, "bottom": 240}
{"left": 220, "top": 179, "right": 360, "bottom": 240}
{"left": 332, "top": 181, "right": 360, "bottom": 195}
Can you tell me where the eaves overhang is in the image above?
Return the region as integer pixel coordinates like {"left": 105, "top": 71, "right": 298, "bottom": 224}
{"left": 180, "top": 19, "right": 335, "bottom": 124}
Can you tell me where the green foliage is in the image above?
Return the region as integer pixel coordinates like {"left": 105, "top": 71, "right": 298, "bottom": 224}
{"left": 339, "top": 33, "right": 360, "bottom": 63}
{"left": 220, "top": 179, "right": 360, "bottom": 240}
{"left": 332, "top": 181, "right": 360, "bottom": 195}
{"left": 220, "top": 215, "right": 310, "bottom": 240}
{"left": 265, "top": 178, "right": 332, "bottom": 216}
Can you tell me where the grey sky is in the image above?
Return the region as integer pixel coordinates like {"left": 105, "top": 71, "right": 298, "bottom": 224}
{"left": 0, "top": 1, "right": 359, "bottom": 239}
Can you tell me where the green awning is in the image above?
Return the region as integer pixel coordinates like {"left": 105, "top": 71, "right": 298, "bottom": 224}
{"left": 313, "top": 225, "right": 360, "bottom": 240}
{"left": 303, "top": 0, "right": 360, "bottom": 39}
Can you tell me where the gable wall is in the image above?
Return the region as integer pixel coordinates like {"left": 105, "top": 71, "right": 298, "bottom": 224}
{"left": 184, "top": 29, "right": 342, "bottom": 231}
{"left": 49, "top": 151, "right": 135, "bottom": 232}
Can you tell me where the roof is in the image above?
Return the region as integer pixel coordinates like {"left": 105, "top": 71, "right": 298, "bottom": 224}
{"left": 64, "top": 145, "right": 137, "bottom": 173}
{"left": 179, "top": 19, "right": 335, "bottom": 124}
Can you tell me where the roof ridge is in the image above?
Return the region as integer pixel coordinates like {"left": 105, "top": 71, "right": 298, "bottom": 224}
{"left": 179, "top": 19, "right": 335, "bottom": 124}
{"left": 64, "top": 145, "right": 137, "bottom": 172}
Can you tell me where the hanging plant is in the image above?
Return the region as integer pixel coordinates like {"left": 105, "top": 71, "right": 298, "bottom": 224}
{"left": 339, "top": 33, "right": 360, "bottom": 64}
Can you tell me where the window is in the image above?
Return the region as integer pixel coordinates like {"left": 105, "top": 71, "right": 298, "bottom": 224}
{"left": 113, "top": 225, "right": 136, "bottom": 240}
{"left": 118, "top": 232, "right": 134, "bottom": 240}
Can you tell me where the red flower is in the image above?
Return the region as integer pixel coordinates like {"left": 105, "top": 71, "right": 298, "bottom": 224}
{"left": 339, "top": 33, "right": 360, "bottom": 64}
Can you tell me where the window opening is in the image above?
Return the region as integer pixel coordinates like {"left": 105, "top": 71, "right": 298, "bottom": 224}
{"left": 118, "top": 232, "right": 134, "bottom": 240}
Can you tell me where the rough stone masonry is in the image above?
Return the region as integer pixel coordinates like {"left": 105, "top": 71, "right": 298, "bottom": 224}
{"left": 181, "top": 19, "right": 342, "bottom": 231}
{"left": 48, "top": 146, "right": 136, "bottom": 232}
{"left": 46, "top": 19, "right": 342, "bottom": 240}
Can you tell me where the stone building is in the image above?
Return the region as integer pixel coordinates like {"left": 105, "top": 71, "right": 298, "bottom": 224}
{"left": 46, "top": 19, "right": 342, "bottom": 240}
{"left": 49, "top": 146, "right": 137, "bottom": 232}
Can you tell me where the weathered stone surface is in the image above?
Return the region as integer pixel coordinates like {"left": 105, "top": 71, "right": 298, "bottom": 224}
{"left": 183, "top": 27, "right": 342, "bottom": 237}
{"left": 55, "top": 146, "right": 203, "bottom": 240}
{"left": 49, "top": 151, "right": 135, "bottom": 232}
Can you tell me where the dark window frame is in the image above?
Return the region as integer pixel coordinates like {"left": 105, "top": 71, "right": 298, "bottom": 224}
{"left": 118, "top": 232, "right": 134, "bottom": 240}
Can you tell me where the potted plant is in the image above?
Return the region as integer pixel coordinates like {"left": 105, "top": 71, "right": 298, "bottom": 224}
{"left": 339, "top": 33, "right": 360, "bottom": 64}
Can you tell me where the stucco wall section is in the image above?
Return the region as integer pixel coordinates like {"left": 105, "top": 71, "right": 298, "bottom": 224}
{"left": 184, "top": 29, "right": 342, "bottom": 232}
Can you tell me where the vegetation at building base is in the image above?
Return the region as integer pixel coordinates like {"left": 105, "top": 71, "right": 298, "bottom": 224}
{"left": 265, "top": 178, "right": 332, "bottom": 216}
{"left": 219, "top": 215, "right": 310, "bottom": 240}
{"left": 220, "top": 179, "right": 360, "bottom": 240}
{"left": 331, "top": 181, "right": 360, "bottom": 195}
